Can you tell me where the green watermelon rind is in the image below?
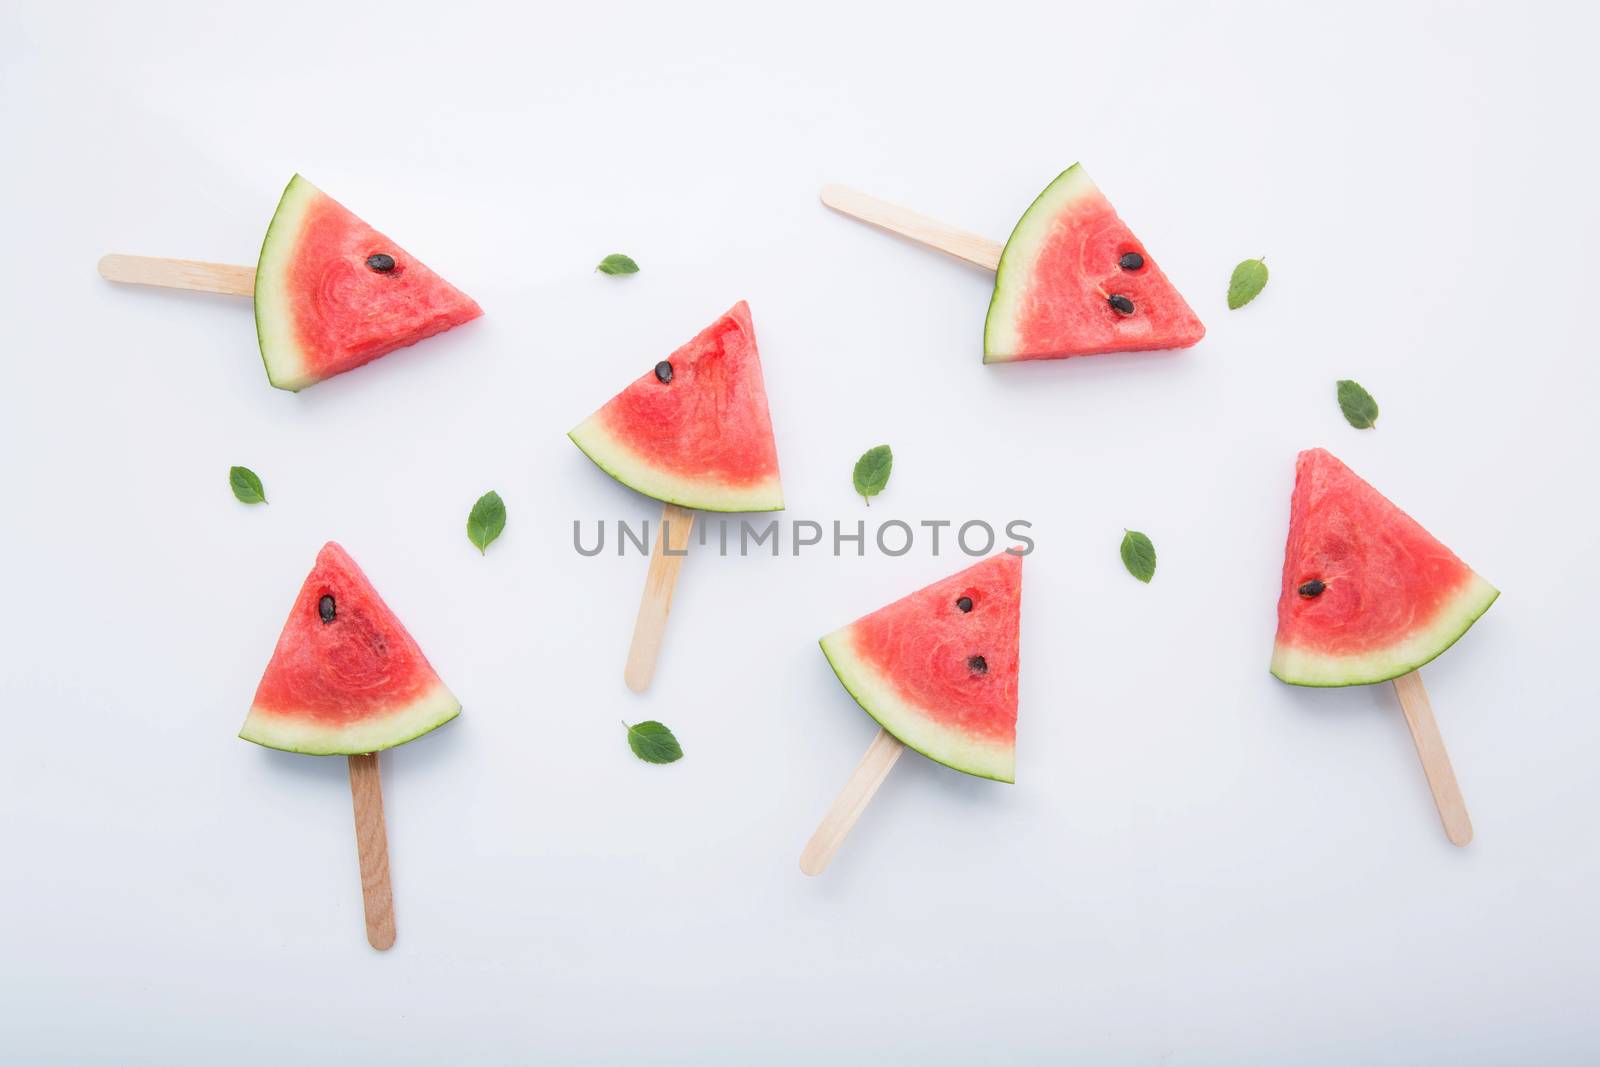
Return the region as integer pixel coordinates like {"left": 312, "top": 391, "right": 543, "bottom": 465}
{"left": 239, "top": 679, "right": 462, "bottom": 756}
{"left": 982, "top": 163, "right": 1100, "bottom": 364}
{"left": 1270, "top": 574, "right": 1500, "bottom": 687}
{"left": 567, "top": 418, "right": 785, "bottom": 513}
{"left": 253, "top": 174, "right": 321, "bottom": 392}
{"left": 819, "top": 629, "right": 1015, "bottom": 784}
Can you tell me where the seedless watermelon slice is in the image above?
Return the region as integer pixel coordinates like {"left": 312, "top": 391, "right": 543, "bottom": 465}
{"left": 569, "top": 301, "right": 783, "bottom": 512}
{"left": 984, "top": 165, "right": 1205, "bottom": 362}
{"left": 820, "top": 553, "right": 1023, "bottom": 782}
{"left": 1271, "top": 449, "right": 1498, "bottom": 687}
{"left": 240, "top": 542, "right": 460, "bottom": 756}
{"left": 254, "top": 175, "right": 483, "bottom": 391}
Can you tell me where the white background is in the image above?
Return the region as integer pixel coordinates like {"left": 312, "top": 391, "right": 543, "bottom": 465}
{"left": 2, "top": 1, "right": 1596, "bottom": 1062}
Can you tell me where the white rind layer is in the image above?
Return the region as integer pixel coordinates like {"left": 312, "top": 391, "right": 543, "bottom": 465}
{"left": 820, "top": 627, "right": 1014, "bottom": 784}
{"left": 1270, "top": 574, "right": 1500, "bottom": 687}
{"left": 983, "top": 164, "right": 1100, "bottom": 363}
{"left": 568, "top": 417, "right": 784, "bottom": 513}
{"left": 239, "top": 679, "right": 461, "bottom": 755}
{"left": 253, "top": 174, "right": 322, "bottom": 391}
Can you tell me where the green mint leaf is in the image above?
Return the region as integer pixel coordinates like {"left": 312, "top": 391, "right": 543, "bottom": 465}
{"left": 229, "top": 465, "right": 266, "bottom": 504}
{"left": 1120, "top": 529, "right": 1157, "bottom": 583}
{"left": 852, "top": 444, "right": 893, "bottom": 505}
{"left": 1336, "top": 379, "right": 1380, "bottom": 429}
{"left": 1227, "top": 257, "right": 1268, "bottom": 309}
{"left": 624, "top": 720, "right": 683, "bottom": 764}
{"left": 467, "top": 490, "right": 506, "bottom": 554}
{"left": 596, "top": 253, "right": 639, "bottom": 275}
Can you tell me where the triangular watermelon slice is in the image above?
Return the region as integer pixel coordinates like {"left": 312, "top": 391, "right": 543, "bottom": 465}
{"left": 253, "top": 175, "right": 483, "bottom": 391}
{"left": 568, "top": 301, "right": 783, "bottom": 512}
{"left": 1271, "top": 449, "right": 1498, "bottom": 687}
{"left": 239, "top": 542, "right": 460, "bottom": 755}
{"left": 819, "top": 553, "right": 1022, "bottom": 782}
{"left": 984, "top": 165, "right": 1205, "bottom": 363}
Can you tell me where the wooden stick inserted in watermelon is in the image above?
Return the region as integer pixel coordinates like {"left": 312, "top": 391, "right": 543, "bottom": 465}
{"left": 97, "top": 254, "right": 256, "bottom": 296}
{"left": 800, "top": 727, "right": 904, "bottom": 876}
{"left": 346, "top": 753, "right": 397, "bottom": 950}
{"left": 1271, "top": 449, "right": 1497, "bottom": 847}
{"left": 240, "top": 542, "right": 462, "bottom": 949}
{"left": 1391, "top": 670, "right": 1473, "bottom": 846}
{"left": 819, "top": 186, "right": 1003, "bottom": 270}
{"left": 822, "top": 167, "right": 1208, "bottom": 362}
{"left": 567, "top": 302, "right": 784, "bottom": 692}
{"left": 801, "top": 553, "right": 1022, "bottom": 876}
{"left": 98, "top": 175, "right": 482, "bottom": 391}
{"left": 623, "top": 503, "right": 695, "bottom": 692}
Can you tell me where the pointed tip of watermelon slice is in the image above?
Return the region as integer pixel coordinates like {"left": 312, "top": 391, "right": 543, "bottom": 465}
{"left": 1297, "top": 446, "right": 1336, "bottom": 469}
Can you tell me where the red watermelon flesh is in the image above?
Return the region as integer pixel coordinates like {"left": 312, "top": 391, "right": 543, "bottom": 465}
{"left": 819, "top": 552, "right": 1022, "bottom": 782}
{"left": 1271, "top": 449, "right": 1498, "bottom": 686}
{"left": 239, "top": 542, "right": 460, "bottom": 755}
{"left": 253, "top": 175, "right": 482, "bottom": 391}
{"left": 984, "top": 165, "right": 1204, "bottom": 362}
{"left": 568, "top": 301, "right": 783, "bottom": 512}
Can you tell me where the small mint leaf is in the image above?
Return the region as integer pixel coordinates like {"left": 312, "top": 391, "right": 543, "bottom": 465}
{"left": 1227, "top": 257, "right": 1268, "bottom": 309}
{"left": 625, "top": 720, "right": 683, "bottom": 764}
{"left": 229, "top": 465, "right": 266, "bottom": 504}
{"left": 1336, "top": 379, "right": 1380, "bottom": 429}
{"left": 1120, "top": 529, "right": 1157, "bottom": 583}
{"left": 467, "top": 490, "right": 506, "bottom": 554}
{"left": 597, "top": 253, "right": 639, "bottom": 275}
{"left": 852, "top": 445, "right": 893, "bottom": 505}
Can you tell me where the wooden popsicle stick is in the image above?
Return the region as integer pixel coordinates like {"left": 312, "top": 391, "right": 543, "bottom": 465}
{"left": 800, "top": 727, "right": 906, "bottom": 876}
{"left": 1391, "top": 669, "right": 1473, "bottom": 847}
{"left": 820, "top": 185, "right": 1003, "bottom": 271}
{"left": 623, "top": 502, "right": 696, "bottom": 693}
{"left": 97, "top": 253, "right": 255, "bottom": 296}
{"left": 347, "top": 753, "right": 397, "bottom": 950}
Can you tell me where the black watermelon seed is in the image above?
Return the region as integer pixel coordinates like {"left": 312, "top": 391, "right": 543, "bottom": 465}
{"left": 1119, "top": 251, "right": 1145, "bottom": 270}
{"left": 318, "top": 595, "right": 336, "bottom": 623}
{"left": 1108, "top": 294, "right": 1135, "bottom": 315}
{"left": 654, "top": 360, "right": 674, "bottom": 383}
{"left": 1298, "top": 579, "right": 1327, "bottom": 598}
{"left": 365, "top": 253, "right": 396, "bottom": 273}
{"left": 956, "top": 596, "right": 973, "bottom": 613}
{"left": 968, "top": 655, "right": 988, "bottom": 675}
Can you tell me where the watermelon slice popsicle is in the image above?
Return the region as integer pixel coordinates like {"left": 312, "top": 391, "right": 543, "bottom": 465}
{"left": 239, "top": 542, "right": 462, "bottom": 949}
{"left": 568, "top": 301, "right": 784, "bottom": 692}
{"left": 98, "top": 174, "right": 482, "bottom": 391}
{"left": 821, "top": 165, "right": 1205, "bottom": 362}
{"left": 800, "top": 552, "right": 1022, "bottom": 876}
{"left": 1271, "top": 449, "right": 1499, "bottom": 846}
